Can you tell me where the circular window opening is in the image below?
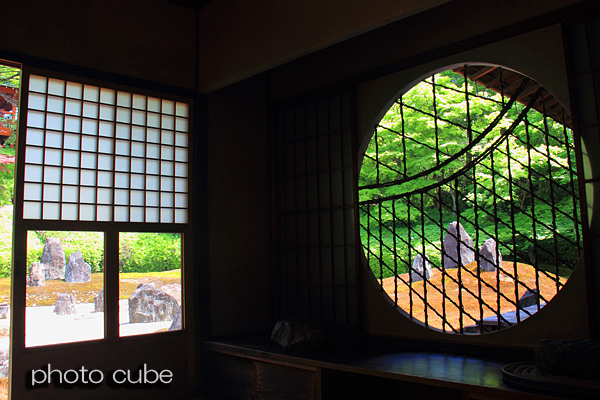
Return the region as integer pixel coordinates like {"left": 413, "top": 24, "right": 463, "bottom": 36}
{"left": 359, "top": 64, "right": 582, "bottom": 334}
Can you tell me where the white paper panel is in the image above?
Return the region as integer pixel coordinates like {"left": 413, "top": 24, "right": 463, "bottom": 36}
{"left": 64, "top": 116, "right": 81, "bottom": 133}
{"left": 66, "top": 82, "right": 83, "bottom": 99}
{"left": 63, "top": 151, "right": 80, "bottom": 168}
{"left": 44, "top": 130, "right": 61, "bottom": 148}
{"left": 162, "top": 99, "right": 174, "bottom": 115}
{"left": 98, "top": 138, "right": 113, "bottom": 154}
{"left": 146, "top": 208, "right": 159, "bottom": 223}
{"left": 147, "top": 129, "right": 160, "bottom": 143}
{"left": 175, "top": 148, "right": 187, "bottom": 162}
{"left": 175, "top": 163, "right": 187, "bottom": 177}
{"left": 43, "top": 202, "right": 60, "bottom": 219}
{"left": 26, "top": 128, "right": 44, "bottom": 146}
{"left": 116, "top": 140, "right": 130, "bottom": 156}
{"left": 99, "top": 121, "right": 114, "bottom": 137}
{"left": 23, "top": 202, "right": 42, "bottom": 219}
{"left": 44, "top": 167, "right": 61, "bottom": 183}
{"left": 83, "top": 102, "right": 98, "bottom": 118}
{"left": 161, "top": 146, "right": 174, "bottom": 161}
{"left": 99, "top": 105, "right": 114, "bottom": 121}
{"left": 146, "top": 160, "right": 159, "bottom": 175}
{"left": 65, "top": 99, "right": 82, "bottom": 116}
{"left": 114, "top": 173, "right": 129, "bottom": 189}
{"left": 46, "top": 114, "right": 63, "bottom": 131}
{"left": 132, "top": 110, "right": 146, "bottom": 125}
{"left": 47, "top": 96, "right": 64, "bottom": 114}
{"left": 80, "top": 187, "right": 96, "bottom": 203}
{"left": 116, "top": 108, "right": 131, "bottom": 124}
{"left": 175, "top": 133, "right": 188, "bottom": 147}
{"left": 62, "top": 186, "right": 79, "bottom": 202}
{"left": 115, "top": 156, "right": 129, "bottom": 172}
{"left": 176, "top": 118, "right": 188, "bottom": 132}
{"left": 161, "top": 208, "right": 174, "bottom": 223}
{"left": 81, "top": 153, "right": 97, "bottom": 169}
{"left": 100, "top": 88, "right": 115, "bottom": 105}
{"left": 61, "top": 204, "right": 78, "bottom": 220}
{"left": 63, "top": 133, "right": 80, "bottom": 150}
{"left": 131, "top": 191, "right": 144, "bottom": 206}
{"left": 146, "top": 144, "right": 160, "bottom": 159}
{"left": 131, "top": 158, "right": 145, "bottom": 174}
{"left": 147, "top": 113, "right": 160, "bottom": 128}
{"left": 116, "top": 124, "right": 130, "bottom": 139}
{"left": 24, "top": 165, "right": 43, "bottom": 182}
{"left": 28, "top": 93, "right": 46, "bottom": 111}
{"left": 130, "top": 207, "right": 144, "bottom": 222}
{"left": 43, "top": 184, "right": 60, "bottom": 201}
{"left": 117, "top": 91, "right": 131, "bottom": 107}
{"left": 97, "top": 205, "right": 112, "bottom": 221}
{"left": 176, "top": 102, "right": 188, "bottom": 117}
{"left": 147, "top": 97, "right": 160, "bottom": 113}
{"left": 175, "top": 193, "right": 187, "bottom": 208}
{"left": 98, "top": 155, "right": 113, "bottom": 171}
{"left": 115, "top": 190, "right": 129, "bottom": 205}
{"left": 131, "top": 174, "right": 144, "bottom": 189}
{"left": 146, "top": 192, "right": 159, "bottom": 207}
{"left": 44, "top": 149, "right": 62, "bottom": 166}
{"left": 175, "top": 209, "right": 187, "bottom": 224}
{"left": 23, "top": 183, "right": 42, "bottom": 201}
{"left": 82, "top": 119, "right": 98, "bottom": 135}
{"left": 161, "top": 192, "right": 173, "bottom": 207}
{"left": 83, "top": 85, "right": 99, "bottom": 102}
{"left": 114, "top": 206, "right": 128, "bottom": 222}
{"left": 97, "top": 171, "right": 113, "bottom": 187}
{"left": 48, "top": 79, "right": 65, "bottom": 96}
{"left": 161, "top": 116, "right": 174, "bottom": 130}
{"left": 132, "top": 126, "right": 145, "bottom": 142}
{"left": 146, "top": 176, "right": 159, "bottom": 191}
{"left": 161, "top": 161, "right": 174, "bottom": 176}
{"left": 80, "top": 170, "right": 96, "bottom": 186}
{"left": 62, "top": 169, "right": 79, "bottom": 185}
{"left": 161, "top": 131, "right": 174, "bottom": 145}
{"left": 80, "top": 204, "right": 95, "bottom": 220}
{"left": 29, "top": 75, "right": 47, "bottom": 93}
{"left": 131, "top": 142, "right": 145, "bottom": 157}
{"left": 27, "top": 111, "right": 45, "bottom": 128}
{"left": 132, "top": 94, "right": 146, "bottom": 110}
{"left": 25, "top": 147, "right": 44, "bottom": 164}
{"left": 81, "top": 135, "right": 97, "bottom": 152}
{"left": 175, "top": 178, "right": 187, "bottom": 193}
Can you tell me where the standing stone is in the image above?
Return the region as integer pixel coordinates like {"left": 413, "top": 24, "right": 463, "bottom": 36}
{"left": 128, "top": 284, "right": 180, "bottom": 323}
{"left": 27, "top": 262, "right": 45, "bottom": 287}
{"left": 94, "top": 289, "right": 104, "bottom": 312}
{"left": 40, "top": 237, "right": 66, "bottom": 280}
{"left": 410, "top": 254, "right": 432, "bottom": 282}
{"left": 54, "top": 293, "right": 77, "bottom": 315}
{"left": 518, "top": 288, "right": 539, "bottom": 309}
{"left": 65, "top": 251, "right": 92, "bottom": 283}
{"left": 479, "top": 238, "right": 502, "bottom": 272}
{"left": 168, "top": 306, "right": 182, "bottom": 331}
{"left": 442, "top": 221, "right": 475, "bottom": 269}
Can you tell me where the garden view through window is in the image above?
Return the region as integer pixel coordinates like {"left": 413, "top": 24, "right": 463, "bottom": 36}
{"left": 359, "top": 64, "right": 582, "bottom": 334}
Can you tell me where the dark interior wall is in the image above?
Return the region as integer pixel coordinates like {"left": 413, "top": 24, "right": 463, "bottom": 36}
{"left": 207, "top": 74, "right": 272, "bottom": 336}
{"left": 2, "top": 0, "right": 196, "bottom": 89}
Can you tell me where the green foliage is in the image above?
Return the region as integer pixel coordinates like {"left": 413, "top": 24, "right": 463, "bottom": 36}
{"left": 0, "top": 163, "right": 14, "bottom": 207}
{"left": 359, "top": 69, "right": 581, "bottom": 280}
{"left": 0, "top": 206, "right": 13, "bottom": 277}
{"left": 119, "top": 232, "right": 181, "bottom": 273}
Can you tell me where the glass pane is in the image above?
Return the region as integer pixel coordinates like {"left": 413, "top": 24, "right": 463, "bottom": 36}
{"left": 25, "top": 231, "right": 104, "bottom": 347}
{"left": 119, "top": 233, "right": 182, "bottom": 336}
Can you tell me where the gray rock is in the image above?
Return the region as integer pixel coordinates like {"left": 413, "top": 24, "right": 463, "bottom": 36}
{"left": 54, "top": 293, "right": 77, "bottom": 315}
{"left": 410, "top": 254, "right": 432, "bottom": 282}
{"left": 518, "top": 289, "right": 539, "bottom": 309}
{"left": 0, "top": 351, "right": 8, "bottom": 378}
{"left": 27, "top": 262, "right": 45, "bottom": 287}
{"left": 94, "top": 289, "right": 104, "bottom": 313}
{"left": 128, "top": 283, "right": 179, "bottom": 323}
{"left": 442, "top": 221, "right": 475, "bottom": 269}
{"left": 479, "top": 238, "right": 502, "bottom": 272}
{"left": 168, "top": 306, "right": 182, "bottom": 331}
{"left": 41, "top": 237, "right": 66, "bottom": 280}
{"left": 271, "top": 319, "right": 325, "bottom": 351}
{"left": 65, "top": 251, "right": 92, "bottom": 283}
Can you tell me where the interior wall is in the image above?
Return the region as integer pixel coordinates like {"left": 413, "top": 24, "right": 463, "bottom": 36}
{"left": 2, "top": 0, "right": 196, "bottom": 90}
{"left": 207, "top": 74, "right": 272, "bottom": 336}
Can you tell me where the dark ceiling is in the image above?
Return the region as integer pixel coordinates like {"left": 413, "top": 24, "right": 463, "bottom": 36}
{"left": 164, "top": 0, "right": 215, "bottom": 10}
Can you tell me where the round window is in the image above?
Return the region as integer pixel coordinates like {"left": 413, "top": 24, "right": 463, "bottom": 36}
{"left": 358, "top": 64, "right": 582, "bottom": 334}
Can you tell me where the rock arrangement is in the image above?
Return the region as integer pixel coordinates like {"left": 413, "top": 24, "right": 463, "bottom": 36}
{"left": 168, "top": 306, "right": 182, "bottom": 331}
{"left": 94, "top": 289, "right": 104, "bottom": 313}
{"left": 128, "top": 283, "right": 179, "bottom": 323}
{"left": 54, "top": 293, "right": 77, "bottom": 315}
{"left": 27, "top": 238, "right": 92, "bottom": 286}
{"left": 409, "top": 221, "right": 503, "bottom": 282}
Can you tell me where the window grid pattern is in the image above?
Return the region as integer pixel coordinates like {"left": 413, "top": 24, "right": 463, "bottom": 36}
{"left": 274, "top": 91, "right": 358, "bottom": 328}
{"left": 23, "top": 75, "right": 189, "bottom": 223}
